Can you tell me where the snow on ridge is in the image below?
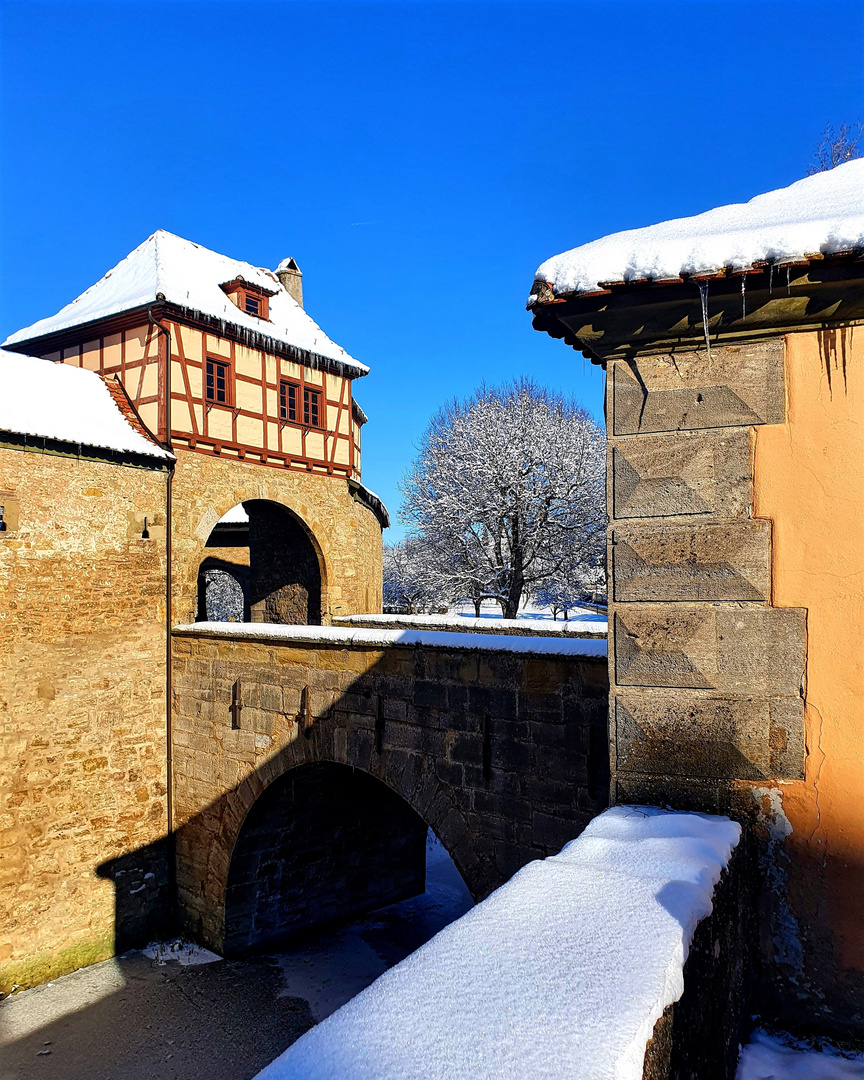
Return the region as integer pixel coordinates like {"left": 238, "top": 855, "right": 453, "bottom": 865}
{"left": 532, "top": 159, "right": 864, "bottom": 300}
{"left": 0, "top": 349, "right": 171, "bottom": 459}
{"left": 3, "top": 230, "right": 367, "bottom": 375}
{"left": 255, "top": 805, "right": 741, "bottom": 1080}
{"left": 174, "top": 621, "right": 608, "bottom": 658}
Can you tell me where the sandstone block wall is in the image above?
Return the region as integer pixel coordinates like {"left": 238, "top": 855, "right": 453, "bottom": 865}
{"left": 606, "top": 339, "right": 807, "bottom": 807}
{"left": 169, "top": 448, "right": 383, "bottom": 625}
{"left": 0, "top": 447, "right": 170, "bottom": 995}
{"left": 170, "top": 629, "right": 609, "bottom": 953}
{"left": 606, "top": 327, "right": 864, "bottom": 1033}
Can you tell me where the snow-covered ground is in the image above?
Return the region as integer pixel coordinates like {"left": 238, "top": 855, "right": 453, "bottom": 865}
{"left": 255, "top": 806, "right": 741, "bottom": 1080}
{"left": 736, "top": 1030, "right": 864, "bottom": 1079}
{"left": 0, "top": 833, "right": 472, "bottom": 1080}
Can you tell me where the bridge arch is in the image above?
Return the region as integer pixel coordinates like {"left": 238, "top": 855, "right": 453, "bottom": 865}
{"left": 176, "top": 739, "right": 481, "bottom": 955}
{"left": 223, "top": 761, "right": 429, "bottom": 955}
{"left": 196, "top": 498, "right": 325, "bottom": 625}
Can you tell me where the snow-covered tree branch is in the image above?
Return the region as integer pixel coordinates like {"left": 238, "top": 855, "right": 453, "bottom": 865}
{"left": 400, "top": 380, "right": 606, "bottom": 619}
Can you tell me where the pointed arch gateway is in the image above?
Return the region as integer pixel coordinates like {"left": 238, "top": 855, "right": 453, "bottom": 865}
{"left": 197, "top": 499, "right": 325, "bottom": 625}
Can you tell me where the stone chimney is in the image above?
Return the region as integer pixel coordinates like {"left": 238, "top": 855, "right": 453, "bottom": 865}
{"left": 275, "top": 257, "right": 303, "bottom": 308}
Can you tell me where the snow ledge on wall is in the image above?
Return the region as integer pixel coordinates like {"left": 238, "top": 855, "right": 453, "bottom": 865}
{"left": 255, "top": 805, "right": 741, "bottom": 1080}
{"left": 173, "top": 621, "right": 608, "bottom": 658}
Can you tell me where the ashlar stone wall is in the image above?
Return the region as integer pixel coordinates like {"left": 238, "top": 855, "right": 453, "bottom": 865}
{"left": 607, "top": 338, "right": 807, "bottom": 807}
{"left": 0, "top": 446, "right": 170, "bottom": 995}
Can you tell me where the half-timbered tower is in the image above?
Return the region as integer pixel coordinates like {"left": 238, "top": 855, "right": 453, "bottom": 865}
{"left": 3, "top": 231, "right": 387, "bottom": 623}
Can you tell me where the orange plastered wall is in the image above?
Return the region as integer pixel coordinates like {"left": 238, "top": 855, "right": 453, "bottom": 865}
{"left": 753, "top": 326, "right": 864, "bottom": 978}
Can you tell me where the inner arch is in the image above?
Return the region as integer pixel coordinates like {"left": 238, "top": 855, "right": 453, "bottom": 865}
{"left": 197, "top": 499, "right": 322, "bottom": 625}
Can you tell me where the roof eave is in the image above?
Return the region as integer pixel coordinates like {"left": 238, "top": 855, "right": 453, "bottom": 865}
{"left": 4, "top": 301, "right": 369, "bottom": 381}
{"left": 529, "top": 253, "right": 864, "bottom": 364}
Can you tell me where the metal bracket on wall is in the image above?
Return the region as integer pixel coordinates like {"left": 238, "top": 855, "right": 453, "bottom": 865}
{"left": 229, "top": 679, "right": 242, "bottom": 729}
{"left": 299, "top": 685, "right": 313, "bottom": 739}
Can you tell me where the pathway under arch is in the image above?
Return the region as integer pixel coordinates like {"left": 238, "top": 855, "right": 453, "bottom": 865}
{"left": 196, "top": 499, "right": 323, "bottom": 625}
{"left": 223, "top": 761, "right": 427, "bottom": 955}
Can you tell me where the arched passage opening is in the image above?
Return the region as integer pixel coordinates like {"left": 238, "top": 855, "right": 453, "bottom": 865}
{"left": 197, "top": 499, "right": 323, "bottom": 625}
{"left": 223, "top": 762, "right": 429, "bottom": 956}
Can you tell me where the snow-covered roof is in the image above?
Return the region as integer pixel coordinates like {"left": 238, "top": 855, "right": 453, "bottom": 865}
{"left": 0, "top": 349, "right": 172, "bottom": 460}
{"left": 255, "top": 806, "right": 740, "bottom": 1080}
{"left": 530, "top": 159, "right": 864, "bottom": 302}
{"left": 3, "top": 230, "right": 367, "bottom": 376}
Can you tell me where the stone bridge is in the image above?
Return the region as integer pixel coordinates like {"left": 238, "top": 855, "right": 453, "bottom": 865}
{"left": 169, "top": 624, "right": 608, "bottom": 956}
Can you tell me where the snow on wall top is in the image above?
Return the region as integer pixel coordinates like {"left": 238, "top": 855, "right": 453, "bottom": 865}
{"left": 3, "top": 231, "right": 367, "bottom": 375}
{"left": 531, "top": 159, "right": 864, "bottom": 301}
{"left": 174, "top": 621, "right": 607, "bottom": 658}
{"left": 255, "top": 805, "right": 741, "bottom": 1080}
{"left": 0, "top": 349, "right": 172, "bottom": 459}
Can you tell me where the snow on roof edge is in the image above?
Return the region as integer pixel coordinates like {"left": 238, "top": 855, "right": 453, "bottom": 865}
{"left": 0, "top": 350, "right": 172, "bottom": 460}
{"left": 3, "top": 230, "right": 369, "bottom": 377}
{"left": 531, "top": 160, "right": 864, "bottom": 301}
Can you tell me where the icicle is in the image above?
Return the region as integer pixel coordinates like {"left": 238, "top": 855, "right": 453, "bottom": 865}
{"left": 769, "top": 264, "right": 774, "bottom": 296}
{"left": 698, "top": 281, "right": 712, "bottom": 359}
{"left": 787, "top": 266, "right": 791, "bottom": 296}
{"left": 741, "top": 275, "right": 747, "bottom": 321}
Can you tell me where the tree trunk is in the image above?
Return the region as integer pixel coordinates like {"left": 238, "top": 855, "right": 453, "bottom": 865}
{"left": 473, "top": 599, "right": 482, "bottom": 618}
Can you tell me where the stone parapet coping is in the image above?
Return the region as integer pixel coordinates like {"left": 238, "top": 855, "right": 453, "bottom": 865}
{"left": 173, "top": 621, "right": 608, "bottom": 659}
{"left": 333, "top": 612, "right": 607, "bottom": 640}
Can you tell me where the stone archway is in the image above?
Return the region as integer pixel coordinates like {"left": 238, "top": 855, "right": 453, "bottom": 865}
{"left": 175, "top": 744, "right": 481, "bottom": 956}
{"left": 223, "top": 761, "right": 428, "bottom": 955}
{"left": 196, "top": 500, "right": 324, "bottom": 625}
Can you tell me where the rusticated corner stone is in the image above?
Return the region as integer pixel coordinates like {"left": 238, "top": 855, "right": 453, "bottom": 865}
{"left": 611, "top": 429, "right": 752, "bottom": 521}
{"left": 613, "top": 606, "right": 806, "bottom": 696}
{"left": 612, "top": 340, "right": 785, "bottom": 436}
{"left": 615, "top": 691, "right": 772, "bottom": 780}
{"left": 612, "top": 521, "right": 771, "bottom": 603}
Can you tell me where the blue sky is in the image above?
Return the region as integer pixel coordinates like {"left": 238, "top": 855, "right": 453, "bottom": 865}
{"left": 2, "top": 1, "right": 862, "bottom": 538}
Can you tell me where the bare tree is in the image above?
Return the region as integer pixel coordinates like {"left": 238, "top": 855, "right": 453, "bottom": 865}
{"left": 808, "top": 121, "right": 863, "bottom": 174}
{"left": 383, "top": 538, "right": 449, "bottom": 614}
{"left": 401, "top": 380, "right": 606, "bottom": 619}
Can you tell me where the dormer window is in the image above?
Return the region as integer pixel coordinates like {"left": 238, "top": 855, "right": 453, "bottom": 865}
{"left": 220, "top": 277, "right": 275, "bottom": 321}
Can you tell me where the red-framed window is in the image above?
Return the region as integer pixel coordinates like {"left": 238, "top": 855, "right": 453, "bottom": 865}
{"left": 205, "top": 357, "right": 231, "bottom": 405}
{"left": 303, "top": 387, "right": 321, "bottom": 428}
{"left": 219, "top": 279, "right": 271, "bottom": 320}
{"left": 279, "top": 379, "right": 322, "bottom": 428}
{"left": 279, "top": 380, "right": 298, "bottom": 422}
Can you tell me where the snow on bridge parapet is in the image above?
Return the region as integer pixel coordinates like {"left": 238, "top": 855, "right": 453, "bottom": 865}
{"left": 255, "top": 806, "right": 742, "bottom": 1080}
{"left": 173, "top": 621, "right": 608, "bottom": 659}
{"left": 333, "top": 611, "right": 607, "bottom": 639}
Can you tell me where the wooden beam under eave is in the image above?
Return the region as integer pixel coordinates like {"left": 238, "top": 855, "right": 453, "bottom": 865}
{"left": 532, "top": 262, "right": 864, "bottom": 362}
